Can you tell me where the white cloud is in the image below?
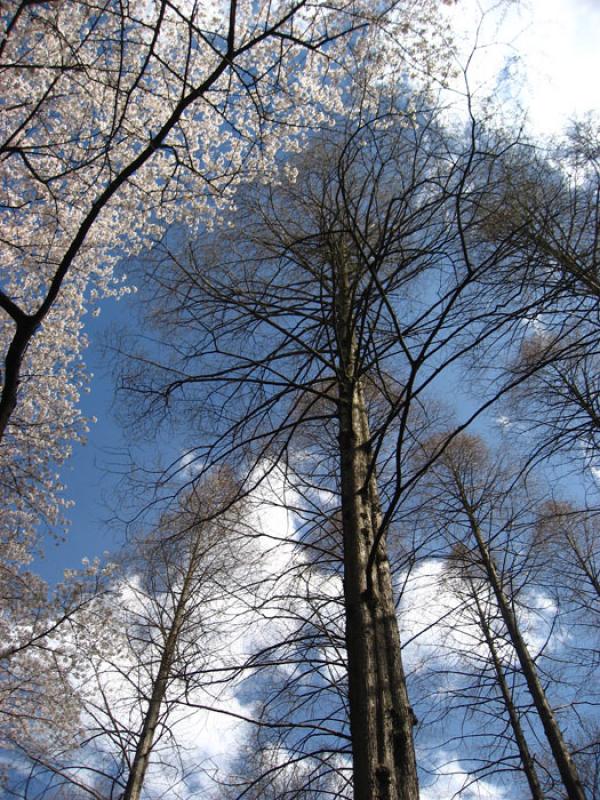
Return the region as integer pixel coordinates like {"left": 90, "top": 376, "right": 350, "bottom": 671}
{"left": 400, "top": 561, "right": 469, "bottom": 673}
{"left": 420, "top": 751, "right": 509, "bottom": 800}
{"left": 176, "top": 449, "right": 206, "bottom": 479}
{"left": 399, "top": 559, "right": 564, "bottom": 684}
{"left": 448, "top": 0, "right": 600, "bottom": 135}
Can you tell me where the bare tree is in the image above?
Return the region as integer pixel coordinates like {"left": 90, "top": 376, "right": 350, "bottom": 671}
{"left": 442, "top": 544, "right": 546, "bottom": 800}
{"left": 420, "top": 432, "right": 587, "bottom": 800}
{"left": 473, "top": 120, "right": 600, "bottom": 466}
{"left": 534, "top": 500, "right": 600, "bottom": 612}
{"left": 116, "top": 90, "right": 534, "bottom": 798}
{"left": 118, "top": 473, "right": 248, "bottom": 800}
{"left": 10, "top": 469, "right": 259, "bottom": 800}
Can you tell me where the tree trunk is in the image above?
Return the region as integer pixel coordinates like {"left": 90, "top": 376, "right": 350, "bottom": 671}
{"left": 0, "top": 315, "right": 37, "bottom": 442}
{"left": 464, "top": 503, "right": 586, "bottom": 800}
{"left": 121, "top": 561, "right": 195, "bottom": 800}
{"left": 333, "top": 243, "right": 418, "bottom": 800}
{"left": 337, "top": 376, "right": 418, "bottom": 800}
{"left": 471, "top": 584, "right": 545, "bottom": 800}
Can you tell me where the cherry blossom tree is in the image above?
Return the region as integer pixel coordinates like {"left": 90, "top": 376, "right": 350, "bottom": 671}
{"left": 0, "top": 559, "right": 116, "bottom": 790}
{"left": 0, "top": 4, "right": 455, "bottom": 773}
{"left": 0, "top": 0, "right": 454, "bottom": 553}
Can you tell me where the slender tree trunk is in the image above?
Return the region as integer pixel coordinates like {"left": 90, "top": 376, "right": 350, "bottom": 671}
{"left": 335, "top": 255, "right": 418, "bottom": 800}
{"left": 463, "top": 500, "right": 586, "bottom": 800}
{"left": 470, "top": 585, "right": 545, "bottom": 800}
{"left": 121, "top": 561, "right": 195, "bottom": 800}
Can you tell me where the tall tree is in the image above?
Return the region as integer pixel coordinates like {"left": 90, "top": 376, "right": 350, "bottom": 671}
{"left": 420, "top": 432, "right": 587, "bottom": 800}
{"left": 0, "top": 0, "right": 454, "bottom": 565}
{"left": 442, "top": 544, "right": 546, "bottom": 800}
{"left": 118, "top": 95, "right": 525, "bottom": 797}
{"left": 118, "top": 473, "right": 247, "bottom": 800}
{"left": 0, "top": 6, "right": 455, "bottom": 780}
{"left": 13, "top": 470, "right": 256, "bottom": 800}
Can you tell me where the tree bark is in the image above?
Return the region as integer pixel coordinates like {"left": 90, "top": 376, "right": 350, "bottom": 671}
{"left": 0, "top": 313, "right": 38, "bottom": 440}
{"left": 121, "top": 556, "right": 196, "bottom": 800}
{"left": 470, "top": 584, "right": 545, "bottom": 800}
{"left": 335, "top": 254, "right": 418, "bottom": 800}
{"left": 337, "top": 378, "right": 418, "bottom": 800}
{"left": 463, "top": 500, "right": 586, "bottom": 800}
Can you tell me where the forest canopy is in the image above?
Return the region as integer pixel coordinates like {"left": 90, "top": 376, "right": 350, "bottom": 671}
{"left": 1, "top": 1, "right": 599, "bottom": 799}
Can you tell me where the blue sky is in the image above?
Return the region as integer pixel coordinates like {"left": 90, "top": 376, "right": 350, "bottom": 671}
{"left": 35, "top": 0, "right": 600, "bottom": 586}
{"left": 35, "top": 295, "right": 135, "bottom": 581}
{"left": 21, "top": 4, "right": 600, "bottom": 797}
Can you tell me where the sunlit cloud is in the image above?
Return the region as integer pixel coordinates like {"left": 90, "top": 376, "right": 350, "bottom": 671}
{"left": 448, "top": 0, "right": 600, "bottom": 135}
